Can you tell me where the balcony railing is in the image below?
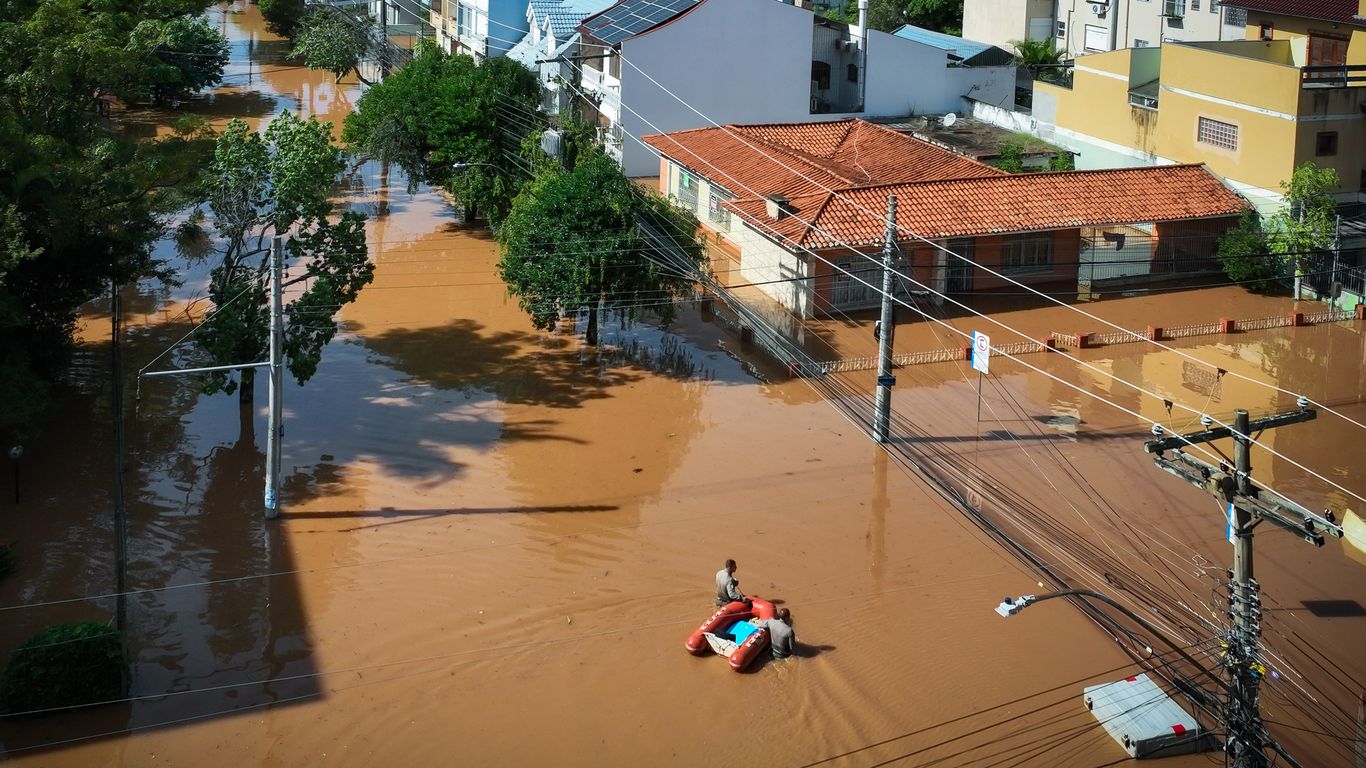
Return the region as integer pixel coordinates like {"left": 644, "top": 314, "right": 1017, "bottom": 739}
{"left": 1302, "top": 65, "right": 1366, "bottom": 88}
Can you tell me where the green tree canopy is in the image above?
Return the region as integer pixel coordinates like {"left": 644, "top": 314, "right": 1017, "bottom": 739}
{"left": 260, "top": 0, "right": 308, "bottom": 39}
{"left": 820, "top": 0, "right": 962, "bottom": 33}
{"left": 195, "top": 114, "right": 374, "bottom": 401}
{"left": 1267, "top": 162, "right": 1339, "bottom": 297}
{"left": 1216, "top": 209, "right": 1279, "bottom": 292}
{"left": 497, "top": 151, "right": 704, "bottom": 345}
{"left": 293, "top": 7, "right": 372, "bottom": 83}
{"left": 0, "top": 0, "right": 216, "bottom": 438}
{"left": 143, "top": 15, "right": 231, "bottom": 104}
{"left": 343, "top": 44, "right": 541, "bottom": 224}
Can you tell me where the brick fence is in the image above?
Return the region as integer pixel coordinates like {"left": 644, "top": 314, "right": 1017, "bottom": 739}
{"left": 819, "top": 305, "right": 1364, "bottom": 375}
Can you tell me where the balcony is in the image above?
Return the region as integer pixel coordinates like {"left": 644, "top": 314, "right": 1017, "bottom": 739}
{"left": 1302, "top": 65, "right": 1366, "bottom": 89}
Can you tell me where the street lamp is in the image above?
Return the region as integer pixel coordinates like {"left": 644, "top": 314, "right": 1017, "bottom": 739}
{"left": 994, "top": 589, "right": 1227, "bottom": 694}
{"left": 8, "top": 444, "right": 22, "bottom": 505}
{"left": 450, "top": 161, "right": 503, "bottom": 171}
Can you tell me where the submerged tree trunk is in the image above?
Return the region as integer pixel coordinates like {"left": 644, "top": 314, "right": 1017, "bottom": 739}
{"left": 585, "top": 303, "right": 599, "bottom": 346}
{"left": 239, "top": 368, "right": 255, "bottom": 405}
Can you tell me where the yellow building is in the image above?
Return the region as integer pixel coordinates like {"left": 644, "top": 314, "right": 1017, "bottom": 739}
{"left": 1223, "top": 0, "right": 1366, "bottom": 65}
{"left": 1034, "top": 26, "right": 1366, "bottom": 212}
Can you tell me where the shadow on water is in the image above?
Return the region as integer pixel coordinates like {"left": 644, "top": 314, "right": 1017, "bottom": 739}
{"left": 0, "top": 324, "right": 322, "bottom": 758}
{"left": 356, "top": 318, "right": 640, "bottom": 409}
{"left": 281, "top": 504, "right": 620, "bottom": 532}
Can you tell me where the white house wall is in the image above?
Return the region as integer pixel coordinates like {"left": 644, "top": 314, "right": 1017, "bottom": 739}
{"left": 663, "top": 160, "right": 812, "bottom": 316}
{"left": 615, "top": 0, "right": 1015, "bottom": 177}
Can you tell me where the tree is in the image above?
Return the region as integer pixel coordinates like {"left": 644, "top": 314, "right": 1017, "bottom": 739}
{"left": 260, "top": 0, "right": 308, "bottom": 39}
{"left": 293, "top": 8, "right": 372, "bottom": 83}
{"left": 1266, "top": 162, "right": 1339, "bottom": 298}
{"left": 143, "top": 16, "right": 231, "bottom": 104}
{"left": 497, "top": 150, "right": 704, "bottom": 346}
{"left": 0, "top": 0, "right": 217, "bottom": 439}
{"left": 993, "top": 141, "right": 1026, "bottom": 173}
{"left": 1216, "top": 209, "right": 1279, "bottom": 293}
{"left": 195, "top": 114, "right": 374, "bottom": 403}
{"left": 866, "top": 0, "right": 962, "bottom": 34}
{"left": 1011, "top": 38, "right": 1066, "bottom": 83}
{"left": 343, "top": 43, "right": 541, "bottom": 225}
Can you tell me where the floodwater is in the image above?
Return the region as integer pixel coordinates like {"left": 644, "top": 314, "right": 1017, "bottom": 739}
{"left": 1, "top": 4, "right": 1363, "bottom": 766}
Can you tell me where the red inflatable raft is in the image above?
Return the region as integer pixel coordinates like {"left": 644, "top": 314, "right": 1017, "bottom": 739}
{"left": 685, "top": 598, "right": 777, "bottom": 672}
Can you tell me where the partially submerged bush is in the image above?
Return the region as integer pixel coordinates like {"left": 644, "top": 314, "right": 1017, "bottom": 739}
{"left": 2, "top": 621, "right": 126, "bottom": 716}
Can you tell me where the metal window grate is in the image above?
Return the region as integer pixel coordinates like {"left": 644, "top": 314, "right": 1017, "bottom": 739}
{"left": 1197, "top": 116, "right": 1237, "bottom": 150}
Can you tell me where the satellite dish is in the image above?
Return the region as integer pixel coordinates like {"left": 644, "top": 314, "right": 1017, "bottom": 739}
{"left": 943, "top": 113, "right": 958, "bottom": 127}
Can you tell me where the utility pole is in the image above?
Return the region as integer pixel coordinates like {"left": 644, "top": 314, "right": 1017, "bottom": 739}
{"left": 138, "top": 241, "right": 285, "bottom": 522}
{"left": 1144, "top": 405, "right": 1344, "bottom": 768}
{"left": 111, "top": 280, "right": 128, "bottom": 632}
{"left": 265, "top": 237, "right": 284, "bottom": 520}
{"left": 872, "top": 195, "right": 897, "bottom": 443}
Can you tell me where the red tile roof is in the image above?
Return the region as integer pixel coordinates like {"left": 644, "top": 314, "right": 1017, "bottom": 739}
{"left": 1219, "top": 0, "right": 1362, "bottom": 24}
{"left": 641, "top": 119, "right": 1002, "bottom": 199}
{"left": 725, "top": 165, "right": 1248, "bottom": 249}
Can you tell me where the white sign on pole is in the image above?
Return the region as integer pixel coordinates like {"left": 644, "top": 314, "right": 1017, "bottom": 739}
{"left": 971, "top": 331, "right": 991, "bottom": 375}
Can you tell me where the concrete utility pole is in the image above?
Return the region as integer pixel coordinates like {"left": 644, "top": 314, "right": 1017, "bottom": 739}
{"left": 872, "top": 195, "right": 898, "bottom": 443}
{"left": 265, "top": 236, "right": 284, "bottom": 520}
{"left": 1144, "top": 405, "right": 1344, "bottom": 768}
{"left": 139, "top": 239, "right": 286, "bottom": 522}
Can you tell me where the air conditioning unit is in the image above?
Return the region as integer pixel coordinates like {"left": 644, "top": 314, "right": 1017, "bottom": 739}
{"left": 1089, "top": 0, "right": 1107, "bottom": 16}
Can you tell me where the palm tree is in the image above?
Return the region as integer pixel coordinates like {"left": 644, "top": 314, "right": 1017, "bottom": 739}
{"left": 1010, "top": 38, "right": 1067, "bottom": 84}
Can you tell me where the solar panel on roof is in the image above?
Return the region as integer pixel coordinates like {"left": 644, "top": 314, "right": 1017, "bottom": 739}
{"left": 583, "top": 0, "right": 698, "bottom": 44}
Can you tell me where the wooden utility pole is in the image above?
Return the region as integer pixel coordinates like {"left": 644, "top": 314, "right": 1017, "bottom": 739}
{"left": 1144, "top": 405, "right": 1344, "bottom": 767}
{"left": 872, "top": 195, "right": 897, "bottom": 443}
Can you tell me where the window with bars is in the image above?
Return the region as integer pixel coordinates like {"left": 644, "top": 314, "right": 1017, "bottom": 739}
{"left": 674, "top": 167, "right": 699, "bottom": 211}
{"left": 1197, "top": 116, "right": 1238, "bottom": 150}
{"left": 1002, "top": 235, "right": 1053, "bottom": 274}
{"left": 707, "top": 188, "right": 733, "bottom": 227}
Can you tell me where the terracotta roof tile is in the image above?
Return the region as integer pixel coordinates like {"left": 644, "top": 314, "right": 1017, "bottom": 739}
{"left": 641, "top": 119, "right": 1002, "bottom": 199}
{"left": 1219, "top": 0, "right": 1362, "bottom": 24}
{"left": 725, "top": 165, "right": 1248, "bottom": 249}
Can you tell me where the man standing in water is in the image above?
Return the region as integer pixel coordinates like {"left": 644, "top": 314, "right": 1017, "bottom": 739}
{"left": 767, "top": 608, "right": 796, "bottom": 660}
{"left": 715, "top": 559, "right": 742, "bottom": 606}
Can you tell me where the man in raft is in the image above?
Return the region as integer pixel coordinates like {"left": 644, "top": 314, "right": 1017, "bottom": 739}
{"left": 767, "top": 608, "right": 796, "bottom": 660}
{"left": 715, "top": 559, "right": 743, "bottom": 607}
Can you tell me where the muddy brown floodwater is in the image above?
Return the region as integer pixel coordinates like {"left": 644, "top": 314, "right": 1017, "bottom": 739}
{"left": 1, "top": 4, "right": 1363, "bottom": 766}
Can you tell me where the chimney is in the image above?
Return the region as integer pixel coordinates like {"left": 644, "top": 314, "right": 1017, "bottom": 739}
{"left": 764, "top": 195, "right": 791, "bottom": 220}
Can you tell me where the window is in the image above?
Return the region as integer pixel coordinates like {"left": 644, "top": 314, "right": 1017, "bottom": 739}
{"left": 1317, "top": 131, "right": 1339, "bottom": 157}
{"left": 1134, "top": 38, "right": 1150, "bottom": 47}
{"left": 1084, "top": 25, "right": 1109, "bottom": 52}
{"left": 1225, "top": 7, "right": 1246, "bottom": 25}
{"left": 1308, "top": 34, "right": 1349, "bottom": 67}
{"left": 1162, "top": 0, "right": 1185, "bottom": 16}
{"left": 847, "top": 63, "right": 859, "bottom": 83}
{"left": 1197, "top": 116, "right": 1238, "bottom": 150}
{"left": 1210, "top": 0, "right": 1219, "bottom": 11}
{"left": 675, "top": 167, "right": 698, "bottom": 211}
{"left": 1258, "top": 22, "right": 1273, "bottom": 40}
{"left": 1002, "top": 235, "right": 1053, "bottom": 274}
{"left": 707, "top": 188, "right": 733, "bottom": 227}
{"left": 811, "top": 61, "right": 831, "bottom": 90}
{"left": 1056, "top": 19, "right": 1066, "bottom": 38}
{"left": 1191, "top": 0, "right": 1199, "bottom": 9}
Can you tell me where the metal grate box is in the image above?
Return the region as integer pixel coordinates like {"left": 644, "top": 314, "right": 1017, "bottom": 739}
{"left": 1083, "top": 673, "right": 1216, "bottom": 758}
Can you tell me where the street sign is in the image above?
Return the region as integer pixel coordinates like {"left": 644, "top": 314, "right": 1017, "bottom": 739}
{"left": 971, "top": 331, "right": 991, "bottom": 375}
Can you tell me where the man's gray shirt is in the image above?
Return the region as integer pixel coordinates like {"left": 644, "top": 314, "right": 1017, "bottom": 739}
{"left": 767, "top": 619, "right": 796, "bottom": 659}
{"left": 715, "top": 568, "right": 740, "bottom": 604}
